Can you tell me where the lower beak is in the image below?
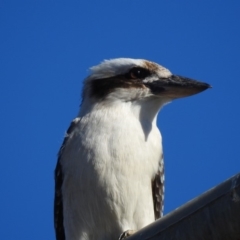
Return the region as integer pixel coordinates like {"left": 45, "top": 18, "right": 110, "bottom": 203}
{"left": 145, "top": 75, "right": 211, "bottom": 99}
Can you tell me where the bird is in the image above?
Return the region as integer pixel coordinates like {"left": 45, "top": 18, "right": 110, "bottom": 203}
{"left": 54, "top": 58, "right": 210, "bottom": 240}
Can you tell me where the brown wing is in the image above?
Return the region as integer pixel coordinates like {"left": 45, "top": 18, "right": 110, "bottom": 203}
{"left": 54, "top": 118, "right": 80, "bottom": 240}
{"left": 152, "top": 157, "right": 164, "bottom": 219}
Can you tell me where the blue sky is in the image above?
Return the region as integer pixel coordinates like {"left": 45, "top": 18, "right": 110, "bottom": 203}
{"left": 1, "top": 1, "right": 240, "bottom": 239}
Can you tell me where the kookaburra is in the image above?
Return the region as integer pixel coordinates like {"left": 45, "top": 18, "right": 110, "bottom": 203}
{"left": 54, "top": 58, "right": 210, "bottom": 240}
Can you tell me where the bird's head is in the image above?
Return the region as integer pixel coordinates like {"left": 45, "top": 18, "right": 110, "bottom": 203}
{"left": 82, "top": 58, "right": 210, "bottom": 106}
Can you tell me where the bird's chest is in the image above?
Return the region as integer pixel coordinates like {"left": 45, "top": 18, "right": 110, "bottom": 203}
{"left": 85, "top": 119, "right": 162, "bottom": 227}
{"left": 83, "top": 116, "right": 162, "bottom": 183}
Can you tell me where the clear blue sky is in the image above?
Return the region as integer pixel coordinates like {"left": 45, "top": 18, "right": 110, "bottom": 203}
{"left": 1, "top": 1, "right": 240, "bottom": 239}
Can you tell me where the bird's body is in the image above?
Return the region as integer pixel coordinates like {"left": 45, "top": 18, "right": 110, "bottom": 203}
{"left": 54, "top": 58, "right": 210, "bottom": 240}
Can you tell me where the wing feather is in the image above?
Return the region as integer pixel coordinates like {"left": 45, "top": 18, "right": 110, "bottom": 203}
{"left": 54, "top": 118, "right": 80, "bottom": 240}
{"left": 152, "top": 157, "right": 164, "bottom": 219}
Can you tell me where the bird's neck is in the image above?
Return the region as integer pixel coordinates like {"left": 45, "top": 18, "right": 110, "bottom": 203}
{"left": 78, "top": 97, "right": 169, "bottom": 138}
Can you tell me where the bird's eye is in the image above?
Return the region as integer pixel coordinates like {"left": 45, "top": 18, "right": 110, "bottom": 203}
{"left": 128, "top": 67, "right": 150, "bottom": 79}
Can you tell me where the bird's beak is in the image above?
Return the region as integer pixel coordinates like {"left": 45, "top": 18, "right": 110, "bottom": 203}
{"left": 145, "top": 75, "right": 211, "bottom": 99}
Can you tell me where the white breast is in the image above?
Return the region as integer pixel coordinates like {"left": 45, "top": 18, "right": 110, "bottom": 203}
{"left": 60, "top": 98, "right": 163, "bottom": 240}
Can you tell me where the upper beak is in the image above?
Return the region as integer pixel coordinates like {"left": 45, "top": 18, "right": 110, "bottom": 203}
{"left": 145, "top": 75, "right": 211, "bottom": 99}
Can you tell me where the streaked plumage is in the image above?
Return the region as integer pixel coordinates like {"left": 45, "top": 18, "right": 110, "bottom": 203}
{"left": 54, "top": 58, "right": 210, "bottom": 240}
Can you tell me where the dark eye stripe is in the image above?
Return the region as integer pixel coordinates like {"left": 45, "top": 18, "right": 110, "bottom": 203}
{"left": 126, "top": 67, "right": 151, "bottom": 79}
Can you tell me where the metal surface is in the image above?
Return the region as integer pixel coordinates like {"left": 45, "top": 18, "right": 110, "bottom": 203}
{"left": 127, "top": 173, "right": 240, "bottom": 240}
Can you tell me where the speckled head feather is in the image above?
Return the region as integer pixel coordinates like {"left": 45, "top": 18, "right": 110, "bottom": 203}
{"left": 83, "top": 58, "right": 173, "bottom": 101}
{"left": 87, "top": 58, "right": 172, "bottom": 81}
